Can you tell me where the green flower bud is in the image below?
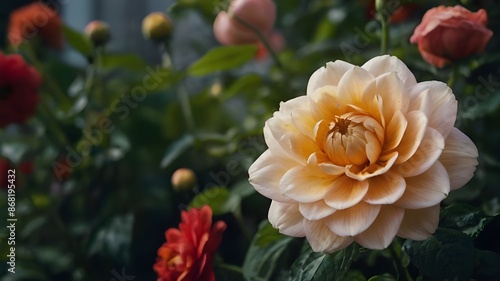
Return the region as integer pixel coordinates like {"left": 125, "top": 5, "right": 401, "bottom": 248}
{"left": 171, "top": 168, "right": 197, "bottom": 192}
{"left": 85, "top": 20, "right": 111, "bottom": 46}
{"left": 142, "top": 12, "right": 172, "bottom": 41}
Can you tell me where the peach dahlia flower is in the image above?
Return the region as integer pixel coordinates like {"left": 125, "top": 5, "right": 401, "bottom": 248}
{"left": 248, "top": 55, "right": 478, "bottom": 253}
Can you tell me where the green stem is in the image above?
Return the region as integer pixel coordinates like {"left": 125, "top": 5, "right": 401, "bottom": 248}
{"left": 22, "top": 45, "right": 72, "bottom": 106}
{"left": 161, "top": 45, "right": 196, "bottom": 133}
{"left": 379, "top": 15, "right": 389, "bottom": 55}
{"left": 233, "top": 210, "right": 252, "bottom": 242}
{"left": 389, "top": 239, "right": 414, "bottom": 281}
{"left": 39, "top": 102, "right": 69, "bottom": 147}
{"left": 217, "top": 263, "right": 244, "bottom": 274}
{"left": 447, "top": 66, "right": 458, "bottom": 89}
{"left": 233, "top": 14, "right": 284, "bottom": 71}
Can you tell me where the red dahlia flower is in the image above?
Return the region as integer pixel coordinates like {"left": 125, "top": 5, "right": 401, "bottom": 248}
{"left": 0, "top": 53, "right": 41, "bottom": 128}
{"left": 154, "top": 206, "right": 227, "bottom": 281}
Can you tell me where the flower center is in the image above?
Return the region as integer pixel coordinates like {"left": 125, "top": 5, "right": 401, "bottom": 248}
{"left": 0, "top": 86, "right": 12, "bottom": 100}
{"left": 330, "top": 117, "right": 351, "bottom": 135}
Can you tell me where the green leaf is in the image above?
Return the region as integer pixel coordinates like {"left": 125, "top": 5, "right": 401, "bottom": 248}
{"left": 288, "top": 243, "right": 359, "bottom": 281}
{"left": 367, "top": 274, "right": 396, "bottom": 281}
{"left": 62, "top": 25, "right": 92, "bottom": 57}
{"left": 403, "top": 228, "right": 476, "bottom": 281}
{"left": 439, "top": 204, "right": 495, "bottom": 237}
{"left": 188, "top": 45, "right": 258, "bottom": 76}
{"left": 88, "top": 214, "right": 134, "bottom": 265}
{"left": 101, "top": 54, "right": 148, "bottom": 71}
{"left": 243, "top": 221, "right": 296, "bottom": 281}
{"left": 190, "top": 187, "right": 234, "bottom": 215}
{"left": 160, "top": 134, "right": 195, "bottom": 168}
{"left": 224, "top": 74, "right": 262, "bottom": 99}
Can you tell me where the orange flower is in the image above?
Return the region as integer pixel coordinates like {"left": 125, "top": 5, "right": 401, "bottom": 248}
{"left": 8, "top": 2, "right": 63, "bottom": 49}
{"left": 154, "top": 206, "right": 227, "bottom": 281}
{"left": 249, "top": 55, "right": 478, "bottom": 253}
{"left": 410, "top": 5, "right": 493, "bottom": 68}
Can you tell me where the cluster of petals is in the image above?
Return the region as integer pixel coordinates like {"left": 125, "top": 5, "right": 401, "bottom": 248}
{"left": 213, "top": 0, "right": 276, "bottom": 45}
{"left": 154, "top": 206, "right": 226, "bottom": 281}
{"left": 8, "top": 2, "right": 63, "bottom": 49}
{"left": 410, "top": 5, "right": 493, "bottom": 68}
{"left": 249, "top": 55, "right": 478, "bottom": 252}
{"left": 0, "top": 53, "right": 41, "bottom": 128}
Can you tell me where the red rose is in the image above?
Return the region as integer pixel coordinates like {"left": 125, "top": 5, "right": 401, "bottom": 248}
{"left": 213, "top": 0, "right": 276, "bottom": 45}
{"left": 8, "top": 2, "right": 63, "bottom": 49}
{"left": 154, "top": 206, "right": 227, "bottom": 281}
{"left": 0, "top": 53, "right": 41, "bottom": 128}
{"left": 410, "top": 5, "right": 493, "bottom": 68}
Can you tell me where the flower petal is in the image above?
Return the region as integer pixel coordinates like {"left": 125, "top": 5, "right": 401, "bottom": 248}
{"left": 324, "top": 176, "right": 369, "bottom": 209}
{"left": 345, "top": 151, "right": 398, "bottom": 181}
{"left": 325, "top": 201, "right": 381, "bottom": 236}
{"left": 408, "top": 81, "right": 457, "bottom": 138}
{"left": 280, "top": 164, "right": 336, "bottom": 203}
{"left": 439, "top": 127, "right": 478, "bottom": 190}
{"left": 394, "top": 111, "right": 428, "bottom": 164}
{"left": 249, "top": 150, "right": 292, "bottom": 202}
{"left": 299, "top": 201, "right": 336, "bottom": 221}
{"left": 395, "top": 161, "right": 450, "bottom": 209}
{"left": 362, "top": 55, "right": 417, "bottom": 88}
{"left": 396, "top": 127, "right": 445, "bottom": 177}
{"left": 384, "top": 110, "right": 408, "bottom": 151}
{"left": 397, "top": 204, "right": 440, "bottom": 240}
{"left": 337, "top": 67, "right": 375, "bottom": 106}
{"left": 269, "top": 201, "right": 305, "bottom": 237}
{"left": 364, "top": 171, "right": 406, "bottom": 204}
{"left": 303, "top": 220, "right": 354, "bottom": 253}
{"left": 355, "top": 205, "right": 404, "bottom": 249}
{"left": 363, "top": 72, "right": 409, "bottom": 121}
{"left": 307, "top": 60, "right": 355, "bottom": 95}
{"left": 309, "top": 85, "right": 346, "bottom": 121}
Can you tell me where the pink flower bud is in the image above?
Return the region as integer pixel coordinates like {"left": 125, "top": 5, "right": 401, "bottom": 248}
{"left": 213, "top": 0, "right": 276, "bottom": 45}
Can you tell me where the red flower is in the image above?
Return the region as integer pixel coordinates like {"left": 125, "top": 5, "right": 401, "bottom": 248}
{"left": 7, "top": 2, "right": 63, "bottom": 49}
{"left": 410, "top": 5, "right": 493, "bottom": 68}
{"left": 154, "top": 206, "right": 227, "bottom": 281}
{"left": 0, "top": 53, "right": 41, "bottom": 128}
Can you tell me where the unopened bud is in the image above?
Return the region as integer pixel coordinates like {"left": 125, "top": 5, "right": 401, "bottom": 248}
{"left": 142, "top": 12, "right": 173, "bottom": 41}
{"left": 171, "top": 168, "right": 197, "bottom": 192}
{"left": 375, "top": 0, "right": 385, "bottom": 12}
{"left": 85, "top": 20, "right": 111, "bottom": 46}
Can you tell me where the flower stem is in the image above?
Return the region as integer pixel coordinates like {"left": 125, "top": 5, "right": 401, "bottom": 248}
{"left": 447, "top": 65, "right": 458, "bottom": 89}
{"left": 389, "top": 239, "right": 414, "bottom": 281}
{"left": 233, "top": 14, "right": 284, "bottom": 71}
{"left": 22, "top": 45, "right": 72, "bottom": 106}
{"left": 376, "top": 0, "right": 390, "bottom": 54}
{"left": 39, "top": 102, "right": 69, "bottom": 147}
{"left": 217, "top": 263, "right": 244, "bottom": 274}
{"left": 162, "top": 45, "right": 196, "bottom": 133}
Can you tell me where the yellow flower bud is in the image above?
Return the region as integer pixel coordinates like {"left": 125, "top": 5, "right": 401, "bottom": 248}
{"left": 171, "top": 168, "right": 197, "bottom": 192}
{"left": 84, "top": 20, "right": 111, "bottom": 46}
{"left": 142, "top": 12, "right": 172, "bottom": 41}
